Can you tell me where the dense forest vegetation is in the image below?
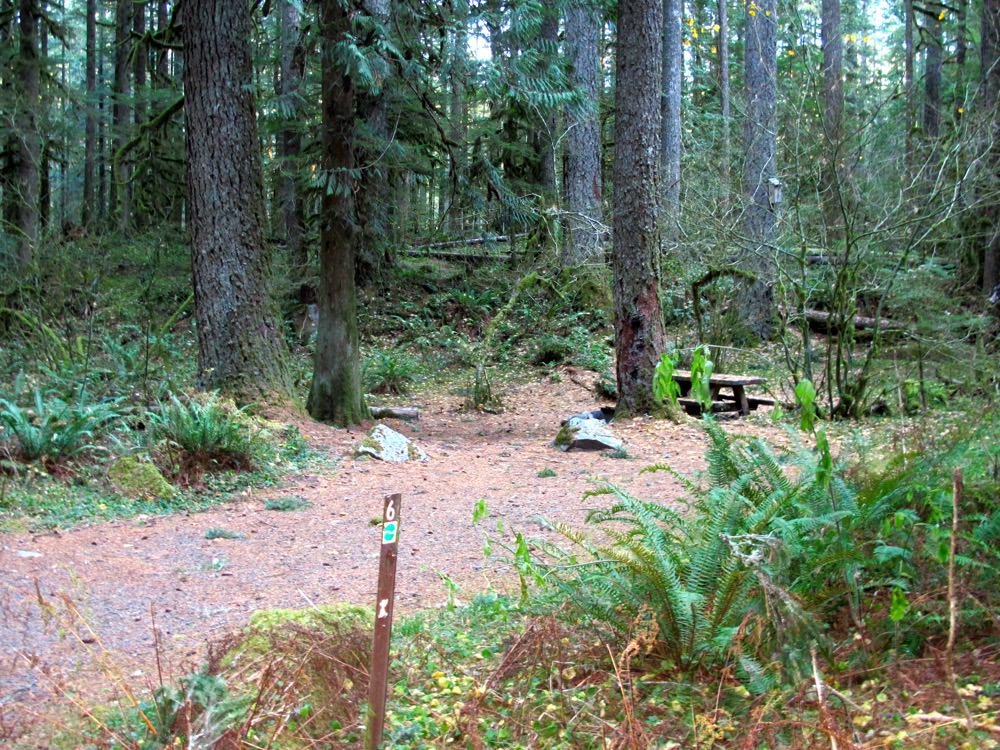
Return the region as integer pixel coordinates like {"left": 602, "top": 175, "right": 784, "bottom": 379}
{"left": 1, "top": 0, "right": 1000, "bottom": 746}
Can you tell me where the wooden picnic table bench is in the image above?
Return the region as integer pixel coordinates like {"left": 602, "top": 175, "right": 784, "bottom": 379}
{"left": 672, "top": 369, "right": 770, "bottom": 417}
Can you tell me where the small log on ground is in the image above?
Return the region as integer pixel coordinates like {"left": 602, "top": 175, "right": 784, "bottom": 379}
{"left": 786, "top": 308, "right": 906, "bottom": 336}
{"left": 369, "top": 406, "right": 421, "bottom": 421}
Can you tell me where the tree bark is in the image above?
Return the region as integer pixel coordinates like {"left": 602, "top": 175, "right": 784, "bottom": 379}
{"left": 355, "top": 0, "right": 392, "bottom": 286}
{"left": 308, "top": 0, "right": 368, "bottom": 426}
{"left": 661, "top": 0, "right": 682, "bottom": 218}
{"left": 923, "top": 4, "right": 943, "bottom": 142}
{"left": 38, "top": 11, "right": 49, "bottom": 232}
{"left": 446, "top": 0, "right": 468, "bottom": 235}
{"left": 739, "top": 0, "right": 778, "bottom": 340}
{"left": 97, "top": 16, "right": 107, "bottom": 224}
{"left": 82, "top": 0, "right": 97, "bottom": 226}
{"left": 717, "top": 0, "right": 731, "bottom": 198}
{"left": 904, "top": 0, "right": 915, "bottom": 174}
{"left": 14, "top": 0, "right": 40, "bottom": 269}
{"left": 181, "top": 0, "right": 290, "bottom": 399}
{"left": 562, "top": 0, "right": 603, "bottom": 266}
{"left": 982, "top": 0, "right": 1000, "bottom": 294}
{"left": 276, "top": 0, "right": 307, "bottom": 295}
{"left": 613, "top": 0, "right": 667, "bottom": 415}
{"left": 131, "top": 0, "right": 146, "bottom": 227}
{"left": 111, "top": 0, "right": 131, "bottom": 232}
{"left": 536, "top": 6, "right": 559, "bottom": 197}
{"left": 820, "top": 0, "right": 843, "bottom": 238}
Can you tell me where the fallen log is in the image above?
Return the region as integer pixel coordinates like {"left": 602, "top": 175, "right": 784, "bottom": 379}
{"left": 785, "top": 308, "right": 906, "bottom": 336}
{"left": 411, "top": 233, "right": 527, "bottom": 251}
{"left": 369, "top": 406, "right": 421, "bottom": 421}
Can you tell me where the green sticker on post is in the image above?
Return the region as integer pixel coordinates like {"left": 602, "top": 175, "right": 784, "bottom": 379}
{"left": 382, "top": 521, "right": 398, "bottom": 544}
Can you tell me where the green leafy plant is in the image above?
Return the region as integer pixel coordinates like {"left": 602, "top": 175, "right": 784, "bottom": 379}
{"left": 205, "top": 527, "right": 244, "bottom": 540}
{"left": 264, "top": 496, "right": 311, "bottom": 512}
{"left": 652, "top": 350, "right": 681, "bottom": 408}
{"left": 536, "top": 468, "right": 557, "bottom": 478}
{"left": 795, "top": 378, "right": 818, "bottom": 433}
{"left": 526, "top": 419, "right": 862, "bottom": 688}
{"left": 364, "top": 348, "right": 419, "bottom": 395}
{"left": 0, "top": 390, "right": 122, "bottom": 464}
{"left": 689, "top": 344, "right": 715, "bottom": 411}
{"left": 148, "top": 393, "right": 260, "bottom": 481}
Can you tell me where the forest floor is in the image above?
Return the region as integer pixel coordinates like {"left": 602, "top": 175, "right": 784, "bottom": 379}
{"left": 0, "top": 370, "right": 784, "bottom": 727}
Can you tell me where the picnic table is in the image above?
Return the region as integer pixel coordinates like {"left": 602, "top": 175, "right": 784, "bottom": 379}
{"left": 672, "top": 369, "right": 772, "bottom": 417}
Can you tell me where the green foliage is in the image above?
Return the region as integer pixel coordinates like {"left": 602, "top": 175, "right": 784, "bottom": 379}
{"left": 0, "top": 389, "right": 122, "bottom": 464}
{"left": 364, "top": 348, "right": 420, "bottom": 395}
{"left": 264, "top": 495, "right": 311, "bottom": 512}
{"left": 107, "top": 455, "right": 175, "bottom": 500}
{"left": 688, "top": 344, "right": 715, "bottom": 410}
{"left": 536, "top": 468, "right": 556, "bottom": 478}
{"left": 794, "top": 378, "right": 817, "bottom": 433}
{"left": 205, "top": 527, "right": 245, "bottom": 540}
{"left": 147, "top": 393, "right": 261, "bottom": 478}
{"left": 652, "top": 350, "right": 681, "bottom": 407}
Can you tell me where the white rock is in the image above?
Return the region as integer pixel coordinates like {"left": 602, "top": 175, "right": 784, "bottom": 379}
{"left": 354, "top": 424, "right": 429, "bottom": 463}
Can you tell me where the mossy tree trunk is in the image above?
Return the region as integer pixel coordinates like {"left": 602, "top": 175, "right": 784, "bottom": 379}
{"left": 612, "top": 0, "right": 667, "bottom": 416}
{"left": 182, "top": 0, "right": 291, "bottom": 401}
{"left": 307, "top": 0, "right": 368, "bottom": 426}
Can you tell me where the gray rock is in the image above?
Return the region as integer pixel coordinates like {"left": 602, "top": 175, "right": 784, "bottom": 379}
{"left": 554, "top": 416, "right": 624, "bottom": 452}
{"left": 354, "top": 423, "right": 429, "bottom": 463}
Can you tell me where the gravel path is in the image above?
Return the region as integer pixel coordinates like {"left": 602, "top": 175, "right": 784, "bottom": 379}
{"left": 0, "top": 373, "right": 779, "bottom": 731}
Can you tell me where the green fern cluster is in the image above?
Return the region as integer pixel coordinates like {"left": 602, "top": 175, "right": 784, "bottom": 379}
{"left": 528, "top": 419, "right": 858, "bottom": 689}
{"left": 0, "top": 390, "right": 122, "bottom": 464}
{"left": 149, "top": 393, "right": 262, "bottom": 476}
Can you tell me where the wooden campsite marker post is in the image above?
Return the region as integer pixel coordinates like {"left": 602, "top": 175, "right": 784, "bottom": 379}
{"left": 365, "top": 493, "right": 401, "bottom": 750}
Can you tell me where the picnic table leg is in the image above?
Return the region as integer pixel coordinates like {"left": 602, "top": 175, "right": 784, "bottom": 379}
{"left": 734, "top": 385, "right": 750, "bottom": 416}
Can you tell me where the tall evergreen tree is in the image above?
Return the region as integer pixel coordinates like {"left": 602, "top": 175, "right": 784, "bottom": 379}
{"left": 181, "top": 0, "right": 290, "bottom": 399}
{"left": 562, "top": 0, "right": 603, "bottom": 266}
{"left": 982, "top": 0, "right": 1000, "bottom": 296}
{"left": 308, "top": 0, "right": 368, "bottom": 425}
{"left": 13, "top": 0, "right": 40, "bottom": 269}
{"left": 821, "top": 0, "right": 843, "bottom": 237}
{"left": 739, "top": 0, "right": 778, "bottom": 340}
{"left": 613, "top": 0, "right": 667, "bottom": 415}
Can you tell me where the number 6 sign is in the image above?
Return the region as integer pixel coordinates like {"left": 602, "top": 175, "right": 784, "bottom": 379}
{"left": 366, "top": 493, "right": 401, "bottom": 750}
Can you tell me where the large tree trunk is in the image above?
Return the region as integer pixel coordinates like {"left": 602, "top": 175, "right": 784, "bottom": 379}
{"left": 82, "top": 0, "right": 97, "bottom": 226}
{"left": 181, "top": 0, "right": 290, "bottom": 399}
{"left": 131, "top": 0, "right": 146, "bottom": 227}
{"left": 276, "top": 0, "right": 307, "bottom": 296}
{"left": 717, "top": 0, "right": 731, "bottom": 199}
{"left": 97, "top": 17, "right": 107, "bottom": 225}
{"left": 38, "top": 12, "right": 49, "bottom": 232}
{"left": 613, "top": 0, "right": 667, "bottom": 415}
{"left": 923, "top": 5, "right": 943, "bottom": 144}
{"left": 308, "top": 0, "right": 368, "bottom": 426}
{"left": 820, "top": 0, "right": 843, "bottom": 238}
{"left": 355, "top": 0, "right": 392, "bottom": 286}
{"left": 660, "top": 0, "right": 682, "bottom": 219}
{"left": 13, "top": 0, "right": 40, "bottom": 269}
{"left": 111, "top": 0, "right": 131, "bottom": 232}
{"left": 739, "top": 0, "right": 778, "bottom": 340}
{"left": 982, "top": 0, "right": 1000, "bottom": 294}
{"left": 446, "top": 0, "right": 468, "bottom": 235}
{"left": 562, "top": 0, "right": 603, "bottom": 266}
{"left": 904, "top": 0, "right": 915, "bottom": 174}
{"left": 536, "top": 6, "right": 559, "bottom": 197}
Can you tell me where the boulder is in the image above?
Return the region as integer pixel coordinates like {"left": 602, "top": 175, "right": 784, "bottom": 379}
{"left": 554, "top": 416, "right": 624, "bottom": 452}
{"left": 108, "top": 455, "right": 175, "bottom": 500}
{"left": 354, "top": 423, "right": 428, "bottom": 462}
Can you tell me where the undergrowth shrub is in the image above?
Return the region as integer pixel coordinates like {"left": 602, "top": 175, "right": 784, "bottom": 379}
{"left": 517, "top": 420, "right": 865, "bottom": 691}
{"left": 364, "top": 348, "right": 419, "bottom": 395}
{"left": 0, "top": 389, "right": 123, "bottom": 465}
{"left": 148, "top": 393, "right": 262, "bottom": 483}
